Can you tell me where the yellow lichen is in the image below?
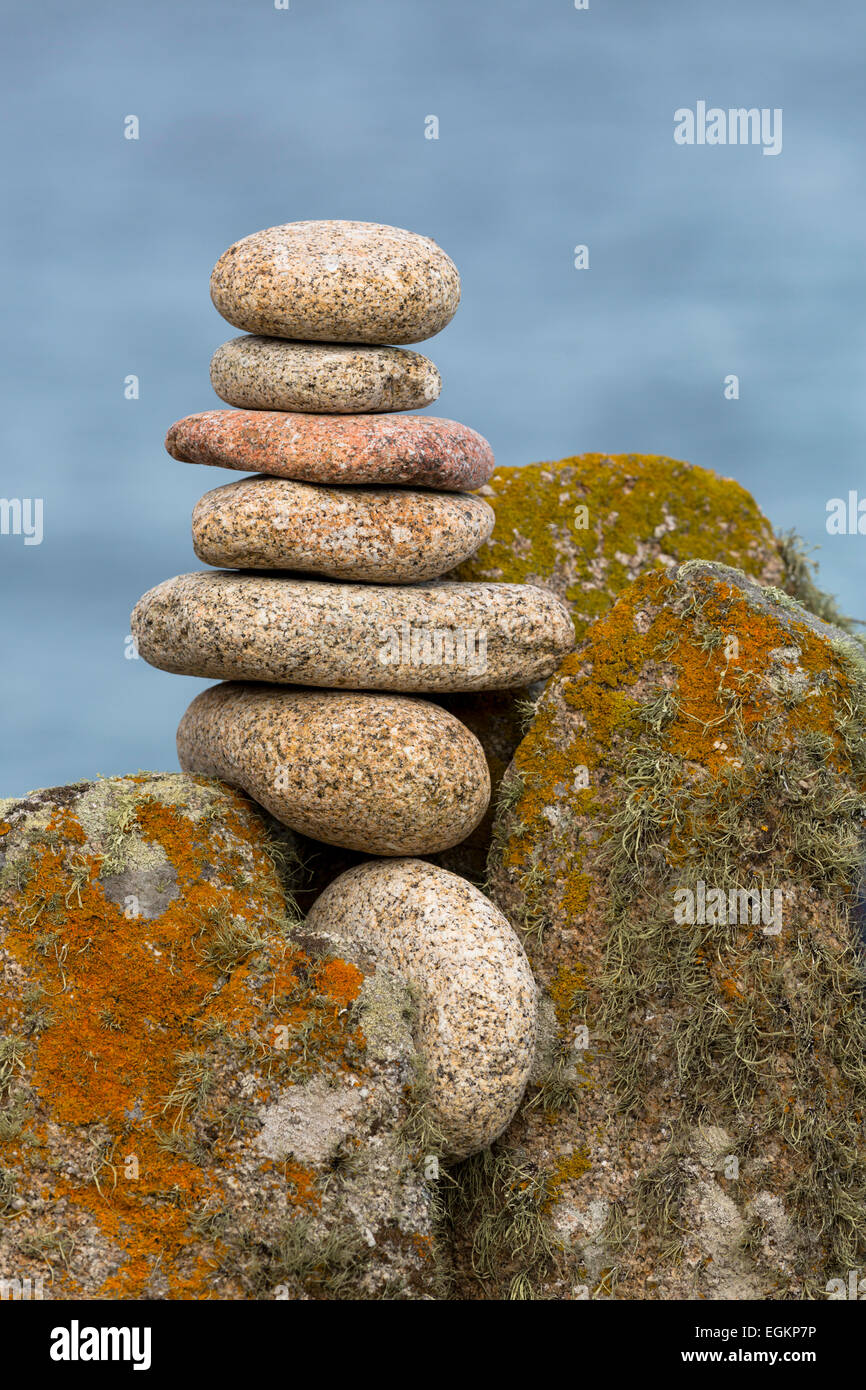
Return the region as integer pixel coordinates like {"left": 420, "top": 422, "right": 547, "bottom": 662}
{"left": 0, "top": 781, "right": 367, "bottom": 1299}
{"left": 457, "top": 455, "right": 782, "bottom": 642}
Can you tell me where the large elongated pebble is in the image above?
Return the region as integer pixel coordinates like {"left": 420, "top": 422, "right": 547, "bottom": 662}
{"left": 210, "top": 221, "right": 461, "bottom": 344}
{"left": 210, "top": 336, "right": 442, "bottom": 414}
{"left": 166, "top": 410, "right": 494, "bottom": 492}
{"left": 305, "top": 860, "right": 537, "bottom": 1157}
{"left": 132, "top": 572, "right": 575, "bottom": 692}
{"left": 191, "top": 476, "right": 495, "bottom": 582}
{"left": 177, "top": 684, "right": 490, "bottom": 855}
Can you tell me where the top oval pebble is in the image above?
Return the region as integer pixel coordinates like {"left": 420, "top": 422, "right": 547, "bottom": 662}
{"left": 210, "top": 220, "right": 462, "bottom": 345}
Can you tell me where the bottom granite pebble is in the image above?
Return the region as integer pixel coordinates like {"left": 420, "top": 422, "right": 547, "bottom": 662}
{"left": 176, "top": 682, "right": 491, "bottom": 855}
{"left": 305, "top": 859, "right": 538, "bottom": 1157}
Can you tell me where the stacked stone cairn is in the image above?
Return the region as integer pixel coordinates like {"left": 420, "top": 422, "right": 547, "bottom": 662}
{"left": 132, "top": 221, "right": 575, "bottom": 1156}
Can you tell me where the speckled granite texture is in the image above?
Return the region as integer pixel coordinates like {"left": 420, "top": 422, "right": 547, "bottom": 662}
{"left": 210, "top": 336, "right": 442, "bottom": 414}
{"left": 210, "top": 221, "right": 461, "bottom": 344}
{"left": 305, "top": 859, "right": 537, "bottom": 1158}
{"left": 132, "top": 572, "right": 575, "bottom": 691}
{"left": 191, "top": 476, "right": 495, "bottom": 582}
{"left": 176, "top": 683, "right": 490, "bottom": 854}
{"left": 166, "top": 410, "right": 495, "bottom": 491}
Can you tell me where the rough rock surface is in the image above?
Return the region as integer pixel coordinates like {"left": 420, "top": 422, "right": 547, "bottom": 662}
{"left": 210, "top": 337, "right": 442, "bottom": 415}
{"left": 429, "top": 690, "right": 535, "bottom": 884}
{"left": 209, "top": 221, "right": 461, "bottom": 344}
{"left": 0, "top": 775, "right": 444, "bottom": 1299}
{"left": 166, "top": 410, "right": 495, "bottom": 492}
{"left": 306, "top": 860, "right": 537, "bottom": 1160}
{"left": 177, "top": 684, "right": 490, "bottom": 855}
{"left": 481, "top": 562, "right": 866, "bottom": 1300}
{"left": 191, "top": 476, "right": 494, "bottom": 583}
{"left": 443, "top": 454, "right": 789, "bottom": 876}
{"left": 454, "top": 454, "right": 785, "bottom": 638}
{"left": 132, "top": 572, "right": 575, "bottom": 693}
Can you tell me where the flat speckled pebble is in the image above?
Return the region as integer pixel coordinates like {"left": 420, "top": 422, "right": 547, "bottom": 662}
{"left": 210, "top": 221, "right": 461, "bottom": 344}
{"left": 132, "top": 572, "right": 575, "bottom": 691}
{"left": 210, "top": 336, "right": 442, "bottom": 414}
{"left": 176, "top": 684, "right": 490, "bottom": 855}
{"left": 305, "top": 859, "right": 537, "bottom": 1157}
{"left": 166, "top": 410, "right": 494, "bottom": 492}
{"left": 191, "top": 476, "right": 495, "bottom": 582}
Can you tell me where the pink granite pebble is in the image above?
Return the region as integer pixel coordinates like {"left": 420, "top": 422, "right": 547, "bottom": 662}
{"left": 166, "top": 410, "right": 495, "bottom": 491}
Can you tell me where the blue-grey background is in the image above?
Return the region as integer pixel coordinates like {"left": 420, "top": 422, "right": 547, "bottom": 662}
{"left": 2, "top": 0, "right": 864, "bottom": 798}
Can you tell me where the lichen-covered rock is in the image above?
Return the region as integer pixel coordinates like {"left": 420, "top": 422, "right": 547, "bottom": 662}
{"left": 444, "top": 454, "right": 788, "bottom": 879}
{"left": 481, "top": 562, "right": 866, "bottom": 1300}
{"left": 177, "top": 684, "right": 490, "bottom": 854}
{"left": 209, "top": 221, "right": 461, "bottom": 345}
{"left": 191, "top": 476, "right": 494, "bottom": 583}
{"left": 306, "top": 860, "right": 537, "bottom": 1159}
{"left": 453, "top": 454, "right": 785, "bottom": 639}
{"left": 210, "top": 337, "right": 442, "bottom": 414}
{"left": 132, "top": 572, "right": 574, "bottom": 693}
{"left": 0, "top": 775, "right": 444, "bottom": 1299}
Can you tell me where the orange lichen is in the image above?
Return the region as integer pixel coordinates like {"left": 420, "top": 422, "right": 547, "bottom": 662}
{"left": 455, "top": 455, "right": 782, "bottom": 641}
{"left": 506, "top": 567, "right": 863, "bottom": 927}
{"left": 0, "top": 786, "right": 367, "bottom": 1299}
{"left": 411, "top": 1231, "right": 434, "bottom": 1260}
{"left": 283, "top": 1160, "right": 321, "bottom": 1210}
{"left": 314, "top": 958, "right": 364, "bottom": 1010}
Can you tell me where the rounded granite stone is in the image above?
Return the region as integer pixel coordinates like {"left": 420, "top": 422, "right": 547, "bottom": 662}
{"left": 210, "top": 336, "right": 442, "bottom": 414}
{"left": 191, "top": 476, "right": 495, "bottom": 582}
{"left": 210, "top": 221, "right": 461, "bottom": 345}
{"left": 131, "top": 572, "right": 575, "bottom": 692}
{"left": 166, "top": 410, "right": 494, "bottom": 492}
{"left": 305, "top": 859, "right": 537, "bottom": 1158}
{"left": 176, "top": 684, "right": 490, "bottom": 855}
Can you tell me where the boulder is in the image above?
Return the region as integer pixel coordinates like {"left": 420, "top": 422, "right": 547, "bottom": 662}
{"left": 441, "top": 454, "right": 788, "bottom": 879}
{"left": 306, "top": 860, "right": 537, "bottom": 1159}
{"left": 453, "top": 454, "right": 785, "bottom": 631}
{"left": 480, "top": 562, "right": 866, "bottom": 1299}
{"left": 0, "top": 775, "right": 444, "bottom": 1299}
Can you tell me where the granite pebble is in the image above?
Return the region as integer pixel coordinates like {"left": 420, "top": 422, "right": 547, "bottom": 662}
{"left": 306, "top": 859, "right": 537, "bottom": 1158}
{"left": 176, "top": 683, "right": 490, "bottom": 854}
{"left": 210, "top": 220, "right": 461, "bottom": 344}
{"left": 132, "top": 572, "right": 575, "bottom": 691}
{"left": 166, "top": 410, "right": 495, "bottom": 491}
{"left": 210, "top": 336, "right": 442, "bottom": 414}
{"left": 191, "top": 476, "right": 495, "bottom": 582}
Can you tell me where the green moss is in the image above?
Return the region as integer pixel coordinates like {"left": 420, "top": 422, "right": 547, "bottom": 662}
{"left": 490, "top": 563, "right": 866, "bottom": 1293}
{"left": 442, "top": 1146, "right": 561, "bottom": 1299}
{"left": 456, "top": 455, "right": 783, "bottom": 642}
